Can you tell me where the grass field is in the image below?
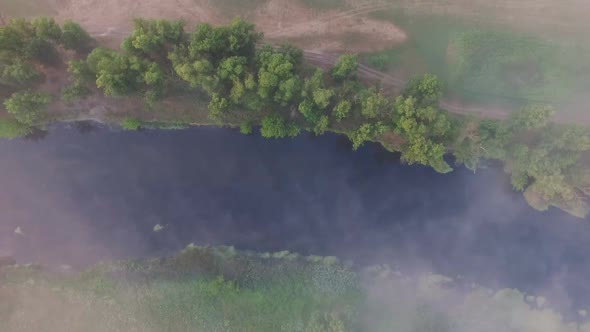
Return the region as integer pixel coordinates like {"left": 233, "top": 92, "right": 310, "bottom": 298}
{"left": 2, "top": 246, "right": 590, "bottom": 332}
{"left": 362, "top": 6, "right": 590, "bottom": 111}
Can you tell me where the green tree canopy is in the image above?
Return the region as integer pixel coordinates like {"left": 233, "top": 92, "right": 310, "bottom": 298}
{"left": 257, "top": 46, "right": 301, "bottom": 106}
{"left": 260, "top": 114, "right": 300, "bottom": 138}
{"left": 361, "top": 88, "right": 389, "bottom": 119}
{"left": 62, "top": 20, "right": 94, "bottom": 52}
{"left": 404, "top": 73, "right": 443, "bottom": 106}
{"left": 4, "top": 90, "right": 51, "bottom": 125}
{"left": 333, "top": 100, "right": 351, "bottom": 121}
{"left": 510, "top": 105, "right": 555, "bottom": 130}
{"left": 394, "top": 96, "right": 453, "bottom": 172}
{"left": 331, "top": 54, "right": 358, "bottom": 81}
{"left": 31, "top": 17, "right": 62, "bottom": 43}
{"left": 123, "top": 19, "right": 186, "bottom": 57}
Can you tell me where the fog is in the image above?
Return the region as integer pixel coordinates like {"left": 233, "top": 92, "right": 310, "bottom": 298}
{"left": 1, "top": 124, "right": 589, "bottom": 320}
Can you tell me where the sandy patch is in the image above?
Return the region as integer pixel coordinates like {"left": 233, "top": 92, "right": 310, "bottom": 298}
{"left": 255, "top": 0, "right": 407, "bottom": 52}
{"left": 55, "top": 0, "right": 220, "bottom": 33}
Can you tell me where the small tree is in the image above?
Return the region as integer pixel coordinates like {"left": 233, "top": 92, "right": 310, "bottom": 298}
{"left": 361, "top": 88, "right": 389, "bottom": 119}
{"left": 0, "top": 118, "right": 32, "bottom": 139}
{"left": 260, "top": 114, "right": 300, "bottom": 138}
{"left": 333, "top": 100, "right": 351, "bottom": 121}
{"left": 313, "top": 115, "right": 329, "bottom": 135}
{"left": 4, "top": 90, "right": 51, "bottom": 125}
{"left": 510, "top": 105, "right": 554, "bottom": 130}
{"left": 61, "top": 20, "right": 94, "bottom": 52}
{"left": 332, "top": 54, "right": 358, "bottom": 81}
{"left": 1, "top": 59, "right": 40, "bottom": 84}
{"left": 405, "top": 73, "right": 443, "bottom": 106}
{"left": 240, "top": 121, "right": 253, "bottom": 135}
{"left": 31, "top": 17, "right": 62, "bottom": 42}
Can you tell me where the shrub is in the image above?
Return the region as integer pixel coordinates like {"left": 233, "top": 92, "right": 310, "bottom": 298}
{"left": 121, "top": 118, "right": 141, "bottom": 130}
{"left": 4, "top": 90, "right": 51, "bottom": 125}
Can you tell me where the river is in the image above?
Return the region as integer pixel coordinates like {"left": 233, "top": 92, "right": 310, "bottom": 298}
{"left": 1, "top": 123, "right": 589, "bottom": 312}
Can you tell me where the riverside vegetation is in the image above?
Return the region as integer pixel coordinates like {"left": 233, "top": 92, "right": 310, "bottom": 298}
{"left": 1, "top": 245, "right": 589, "bottom": 332}
{"left": 1, "top": 18, "right": 590, "bottom": 217}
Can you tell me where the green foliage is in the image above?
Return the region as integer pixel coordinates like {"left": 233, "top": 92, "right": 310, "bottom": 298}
{"left": 208, "top": 93, "right": 230, "bottom": 120}
{"left": 333, "top": 100, "right": 351, "bottom": 121}
{"left": 509, "top": 105, "right": 555, "bottom": 130}
{"left": 3, "top": 90, "right": 51, "bottom": 125}
{"left": 61, "top": 20, "right": 94, "bottom": 52}
{"left": 240, "top": 121, "right": 253, "bottom": 134}
{"left": 123, "top": 18, "right": 185, "bottom": 57}
{"left": 61, "top": 82, "right": 91, "bottom": 103}
{"left": 0, "top": 118, "right": 32, "bottom": 139}
{"left": 120, "top": 118, "right": 141, "bottom": 130}
{"left": 257, "top": 46, "right": 301, "bottom": 106}
{"left": 313, "top": 115, "right": 329, "bottom": 135}
{"left": 332, "top": 54, "right": 358, "bottom": 81}
{"left": 31, "top": 17, "right": 62, "bottom": 43}
{"left": 85, "top": 47, "right": 164, "bottom": 97}
{"left": 1, "top": 59, "right": 39, "bottom": 85}
{"left": 348, "top": 122, "right": 387, "bottom": 150}
{"left": 361, "top": 88, "right": 389, "bottom": 119}
{"left": 260, "top": 114, "right": 300, "bottom": 138}
{"left": 394, "top": 96, "right": 453, "bottom": 172}
{"left": 404, "top": 73, "right": 443, "bottom": 106}
{"left": 25, "top": 36, "right": 60, "bottom": 65}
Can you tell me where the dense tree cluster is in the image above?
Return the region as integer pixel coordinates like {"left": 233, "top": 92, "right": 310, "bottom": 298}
{"left": 0, "top": 18, "right": 94, "bottom": 136}
{"left": 2, "top": 17, "right": 590, "bottom": 216}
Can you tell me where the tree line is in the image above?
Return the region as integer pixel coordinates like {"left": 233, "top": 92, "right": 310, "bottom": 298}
{"left": 1, "top": 17, "right": 590, "bottom": 216}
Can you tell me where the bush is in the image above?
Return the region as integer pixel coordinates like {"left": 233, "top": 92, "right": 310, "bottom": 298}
{"left": 61, "top": 20, "right": 94, "bottom": 52}
{"left": 1, "top": 60, "right": 40, "bottom": 85}
{"left": 61, "top": 83, "right": 92, "bottom": 103}
{"left": 260, "top": 114, "right": 300, "bottom": 138}
{"left": 0, "top": 118, "right": 32, "bottom": 139}
{"left": 332, "top": 54, "right": 358, "bottom": 81}
{"left": 120, "top": 118, "right": 141, "bottom": 130}
{"left": 240, "top": 121, "right": 253, "bottom": 135}
{"left": 4, "top": 90, "right": 51, "bottom": 125}
{"left": 333, "top": 100, "right": 351, "bottom": 121}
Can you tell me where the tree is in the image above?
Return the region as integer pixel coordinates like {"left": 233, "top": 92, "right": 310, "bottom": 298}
{"left": 4, "top": 90, "right": 51, "bottom": 125}
{"left": 121, "top": 118, "right": 142, "bottom": 130}
{"left": 240, "top": 121, "right": 253, "bottom": 135}
{"left": 510, "top": 105, "right": 554, "bottom": 130}
{"left": 1, "top": 59, "right": 39, "bottom": 84}
{"left": 61, "top": 20, "right": 94, "bottom": 52}
{"left": 393, "top": 95, "right": 453, "bottom": 172}
{"left": 257, "top": 47, "right": 301, "bottom": 106}
{"left": 123, "top": 19, "right": 185, "bottom": 57}
{"left": 314, "top": 115, "right": 329, "bottom": 135}
{"left": 208, "top": 93, "right": 230, "bottom": 120}
{"left": 260, "top": 114, "right": 300, "bottom": 138}
{"left": 348, "top": 122, "right": 387, "bottom": 150}
{"left": 61, "top": 83, "right": 91, "bottom": 103}
{"left": 333, "top": 100, "right": 351, "bottom": 121}
{"left": 189, "top": 18, "right": 262, "bottom": 62}
{"left": 25, "top": 37, "right": 60, "bottom": 65}
{"left": 404, "top": 73, "right": 443, "bottom": 106}
{"left": 332, "top": 54, "right": 358, "bottom": 81}
{"left": 0, "top": 118, "right": 32, "bottom": 139}
{"left": 31, "top": 17, "right": 62, "bottom": 43}
{"left": 361, "top": 88, "right": 389, "bottom": 119}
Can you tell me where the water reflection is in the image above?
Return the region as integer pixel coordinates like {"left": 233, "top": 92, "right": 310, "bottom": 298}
{"left": 0, "top": 124, "right": 589, "bottom": 312}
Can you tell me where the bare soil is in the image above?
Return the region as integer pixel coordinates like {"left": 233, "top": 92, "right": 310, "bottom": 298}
{"left": 50, "top": 0, "right": 405, "bottom": 53}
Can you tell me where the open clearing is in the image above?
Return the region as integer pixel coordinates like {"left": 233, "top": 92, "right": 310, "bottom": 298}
{"left": 2, "top": 0, "right": 589, "bottom": 120}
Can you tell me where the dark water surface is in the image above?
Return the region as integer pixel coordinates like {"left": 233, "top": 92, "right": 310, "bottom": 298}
{"left": 1, "top": 123, "right": 589, "bottom": 310}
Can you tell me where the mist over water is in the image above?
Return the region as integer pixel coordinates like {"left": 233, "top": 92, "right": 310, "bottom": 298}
{"left": 1, "top": 124, "right": 589, "bottom": 313}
